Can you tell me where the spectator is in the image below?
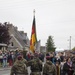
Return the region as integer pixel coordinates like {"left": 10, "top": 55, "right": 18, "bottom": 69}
{"left": 0, "top": 50, "right": 3, "bottom": 66}
{"left": 63, "top": 57, "right": 73, "bottom": 75}
{"left": 56, "top": 61, "right": 60, "bottom": 75}
{"left": 2, "top": 52, "right": 8, "bottom": 67}
{"left": 60, "top": 57, "right": 66, "bottom": 75}
{"left": 8, "top": 52, "right": 13, "bottom": 66}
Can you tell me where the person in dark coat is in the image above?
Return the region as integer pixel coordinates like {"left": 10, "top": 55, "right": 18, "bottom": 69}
{"left": 63, "top": 57, "right": 73, "bottom": 75}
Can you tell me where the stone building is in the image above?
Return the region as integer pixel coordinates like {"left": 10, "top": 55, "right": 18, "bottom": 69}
{"left": 6, "top": 23, "right": 30, "bottom": 51}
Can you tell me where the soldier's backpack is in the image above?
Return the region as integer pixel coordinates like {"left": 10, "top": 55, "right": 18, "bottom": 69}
{"left": 45, "top": 63, "right": 55, "bottom": 74}
{"left": 14, "top": 61, "right": 28, "bottom": 74}
{"left": 31, "top": 59, "right": 42, "bottom": 72}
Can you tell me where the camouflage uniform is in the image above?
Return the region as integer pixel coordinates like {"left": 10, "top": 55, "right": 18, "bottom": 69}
{"left": 43, "top": 60, "right": 57, "bottom": 75}
{"left": 19, "top": 58, "right": 28, "bottom": 66}
{"left": 28, "top": 57, "right": 42, "bottom": 75}
{"left": 14, "top": 56, "right": 28, "bottom": 66}
{"left": 10, "top": 56, "right": 28, "bottom": 75}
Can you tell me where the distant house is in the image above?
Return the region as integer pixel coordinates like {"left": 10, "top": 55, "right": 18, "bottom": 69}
{"left": 6, "top": 23, "right": 30, "bottom": 51}
{"left": 40, "top": 46, "right": 46, "bottom": 53}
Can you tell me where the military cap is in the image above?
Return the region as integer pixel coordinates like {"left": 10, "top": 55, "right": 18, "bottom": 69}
{"left": 17, "top": 55, "right": 22, "bottom": 60}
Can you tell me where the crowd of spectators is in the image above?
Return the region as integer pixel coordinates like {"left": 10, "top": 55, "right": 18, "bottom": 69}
{"left": 0, "top": 49, "right": 45, "bottom": 68}
{"left": 0, "top": 50, "right": 23, "bottom": 67}
{"left": 0, "top": 49, "right": 75, "bottom": 75}
{"left": 46, "top": 51, "right": 75, "bottom": 75}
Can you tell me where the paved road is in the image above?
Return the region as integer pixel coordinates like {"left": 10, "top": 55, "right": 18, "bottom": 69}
{"left": 0, "top": 69, "right": 10, "bottom": 75}
{"left": 0, "top": 61, "right": 45, "bottom": 75}
{"left": 0, "top": 67, "right": 31, "bottom": 75}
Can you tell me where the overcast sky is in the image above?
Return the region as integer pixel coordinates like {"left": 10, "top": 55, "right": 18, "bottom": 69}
{"left": 0, "top": 0, "right": 75, "bottom": 50}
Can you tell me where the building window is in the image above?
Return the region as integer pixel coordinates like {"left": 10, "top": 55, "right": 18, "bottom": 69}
{"left": 11, "top": 42, "right": 14, "bottom": 46}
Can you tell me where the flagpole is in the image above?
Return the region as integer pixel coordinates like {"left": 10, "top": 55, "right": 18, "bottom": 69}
{"left": 33, "top": 9, "right": 35, "bottom": 17}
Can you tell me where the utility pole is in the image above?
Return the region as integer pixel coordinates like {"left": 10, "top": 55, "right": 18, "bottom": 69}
{"left": 69, "top": 36, "right": 71, "bottom": 50}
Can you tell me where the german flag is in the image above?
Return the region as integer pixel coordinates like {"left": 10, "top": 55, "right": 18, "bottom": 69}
{"left": 30, "top": 13, "right": 37, "bottom": 53}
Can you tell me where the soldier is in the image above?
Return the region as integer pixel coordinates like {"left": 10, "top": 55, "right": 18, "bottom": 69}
{"left": 14, "top": 53, "right": 28, "bottom": 67}
{"left": 10, "top": 55, "right": 28, "bottom": 75}
{"left": 43, "top": 56, "right": 57, "bottom": 75}
{"left": 28, "top": 53, "right": 43, "bottom": 75}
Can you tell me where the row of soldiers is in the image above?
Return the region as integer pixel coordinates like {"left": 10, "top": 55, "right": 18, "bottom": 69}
{"left": 10, "top": 52, "right": 57, "bottom": 75}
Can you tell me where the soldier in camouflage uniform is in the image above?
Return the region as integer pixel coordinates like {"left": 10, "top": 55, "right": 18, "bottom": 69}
{"left": 15, "top": 53, "right": 28, "bottom": 67}
{"left": 10, "top": 55, "right": 28, "bottom": 75}
{"left": 28, "top": 53, "right": 43, "bottom": 75}
{"left": 43, "top": 57, "right": 57, "bottom": 75}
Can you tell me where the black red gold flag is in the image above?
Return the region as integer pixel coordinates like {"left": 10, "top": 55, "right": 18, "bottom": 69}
{"left": 30, "top": 12, "right": 37, "bottom": 53}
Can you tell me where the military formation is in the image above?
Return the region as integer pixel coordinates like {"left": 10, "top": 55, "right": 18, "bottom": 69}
{"left": 10, "top": 52, "right": 57, "bottom": 75}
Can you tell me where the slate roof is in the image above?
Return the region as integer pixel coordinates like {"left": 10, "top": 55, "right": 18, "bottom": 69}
{"left": 8, "top": 24, "right": 29, "bottom": 48}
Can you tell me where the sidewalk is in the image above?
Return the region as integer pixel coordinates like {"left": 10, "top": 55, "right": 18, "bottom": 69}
{"left": 0, "top": 66, "right": 11, "bottom": 71}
